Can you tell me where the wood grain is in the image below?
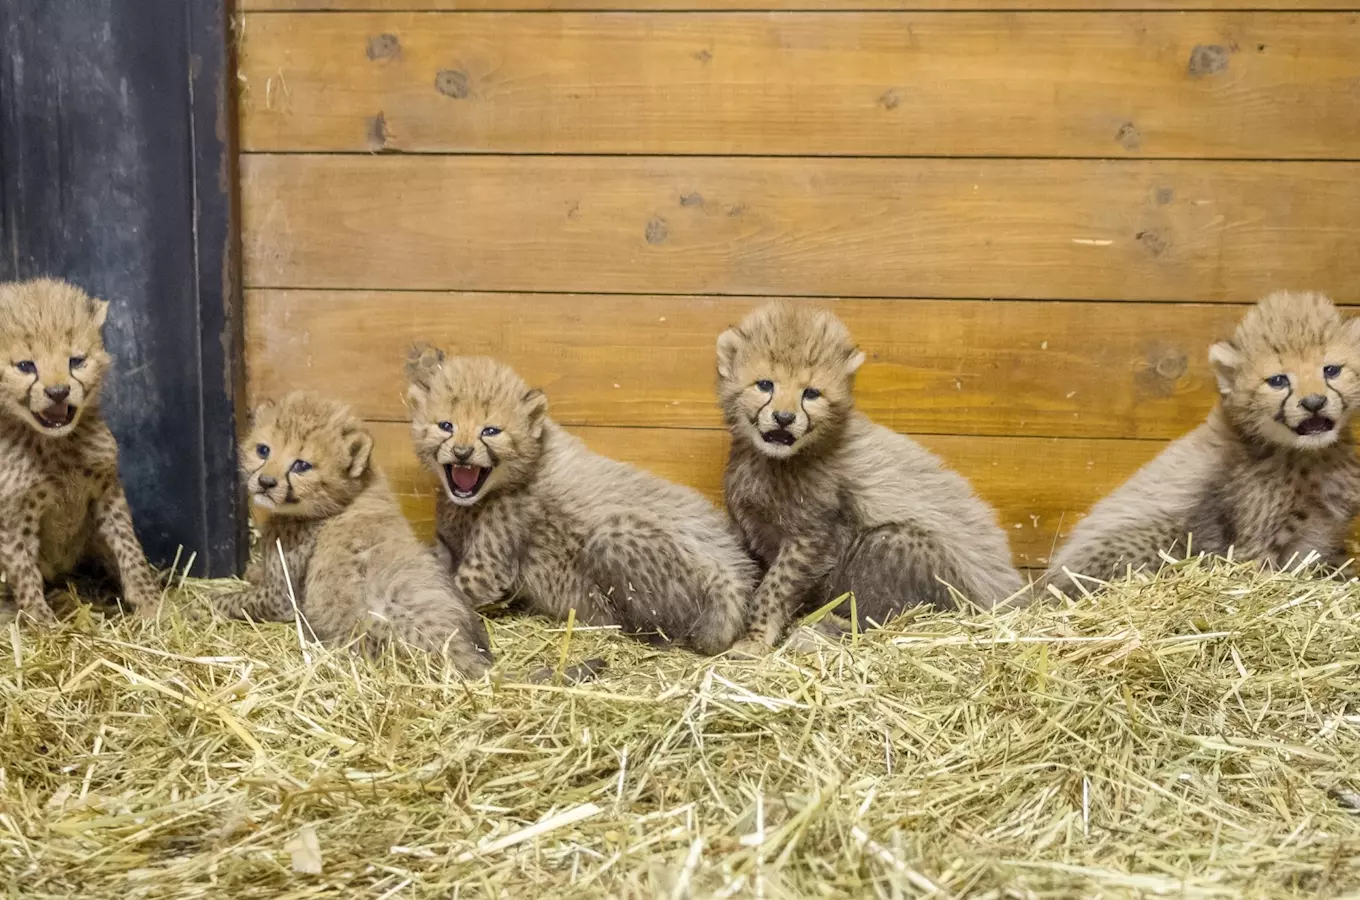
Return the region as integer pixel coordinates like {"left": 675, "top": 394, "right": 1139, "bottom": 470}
{"left": 244, "top": 289, "right": 1247, "bottom": 440}
{"left": 241, "top": 155, "right": 1360, "bottom": 302}
{"left": 362, "top": 421, "right": 1160, "bottom": 569}
{"left": 239, "top": 12, "right": 1360, "bottom": 158}
{"left": 242, "top": 2, "right": 1360, "bottom": 12}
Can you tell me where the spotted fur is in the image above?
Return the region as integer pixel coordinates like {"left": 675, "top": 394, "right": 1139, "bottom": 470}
{"left": 1044, "top": 291, "right": 1360, "bottom": 595}
{"left": 718, "top": 302, "right": 1024, "bottom": 646}
{"left": 0, "top": 278, "right": 159, "bottom": 623}
{"left": 406, "top": 350, "right": 756, "bottom": 655}
{"left": 215, "top": 392, "right": 491, "bottom": 674}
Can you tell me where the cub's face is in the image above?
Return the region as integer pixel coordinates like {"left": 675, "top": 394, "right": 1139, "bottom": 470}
{"left": 240, "top": 393, "right": 374, "bottom": 519}
{"left": 405, "top": 349, "right": 547, "bottom": 506}
{"left": 0, "top": 279, "right": 111, "bottom": 439}
{"left": 717, "top": 305, "right": 865, "bottom": 460}
{"left": 1211, "top": 310, "right": 1360, "bottom": 451}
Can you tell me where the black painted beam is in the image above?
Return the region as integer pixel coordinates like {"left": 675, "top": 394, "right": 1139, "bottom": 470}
{"left": 0, "top": 0, "right": 245, "bottom": 576}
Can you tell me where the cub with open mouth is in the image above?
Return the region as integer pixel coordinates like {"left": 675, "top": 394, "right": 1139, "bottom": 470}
{"left": 406, "top": 347, "right": 756, "bottom": 655}
{"left": 1044, "top": 291, "right": 1360, "bottom": 596}
{"left": 0, "top": 278, "right": 161, "bottom": 624}
{"left": 214, "top": 391, "right": 492, "bottom": 674}
{"left": 717, "top": 302, "right": 1024, "bottom": 649}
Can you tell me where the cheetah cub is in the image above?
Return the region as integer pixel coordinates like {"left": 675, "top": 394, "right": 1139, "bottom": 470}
{"left": 0, "top": 278, "right": 160, "bottom": 624}
{"left": 719, "top": 302, "right": 1023, "bottom": 646}
{"left": 214, "top": 392, "right": 491, "bottom": 674}
{"left": 1044, "top": 291, "right": 1360, "bottom": 596}
{"left": 405, "top": 348, "right": 756, "bottom": 655}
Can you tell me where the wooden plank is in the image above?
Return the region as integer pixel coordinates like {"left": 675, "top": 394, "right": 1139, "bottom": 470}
{"left": 240, "top": 155, "right": 1360, "bottom": 302}
{"left": 359, "top": 421, "right": 1159, "bottom": 569}
{"left": 241, "top": 2, "right": 1360, "bottom": 12}
{"left": 245, "top": 290, "right": 1244, "bottom": 440}
{"left": 239, "top": 12, "right": 1360, "bottom": 159}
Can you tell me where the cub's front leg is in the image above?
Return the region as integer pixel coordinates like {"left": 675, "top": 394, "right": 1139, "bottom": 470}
{"left": 742, "top": 534, "right": 836, "bottom": 648}
{"left": 92, "top": 482, "right": 162, "bottom": 616}
{"left": 442, "top": 515, "right": 522, "bottom": 609}
{"left": 213, "top": 553, "right": 297, "bottom": 623}
{"left": 0, "top": 509, "right": 56, "bottom": 625}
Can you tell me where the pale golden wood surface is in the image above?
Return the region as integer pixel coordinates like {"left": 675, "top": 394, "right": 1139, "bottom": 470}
{"left": 240, "top": 12, "right": 1360, "bottom": 159}
{"left": 240, "top": 155, "right": 1360, "bottom": 302}
{"left": 242, "top": 1, "right": 1360, "bottom": 11}
{"left": 244, "top": 289, "right": 1248, "bottom": 440}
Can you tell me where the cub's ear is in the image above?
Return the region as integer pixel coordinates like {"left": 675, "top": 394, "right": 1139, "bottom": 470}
{"left": 845, "top": 347, "right": 867, "bottom": 375}
{"left": 404, "top": 343, "right": 446, "bottom": 396}
{"left": 346, "top": 428, "right": 374, "bottom": 479}
{"left": 1208, "top": 342, "right": 1243, "bottom": 395}
{"left": 716, "top": 327, "right": 743, "bottom": 380}
{"left": 522, "top": 388, "right": 548, "bottom": 424}
{"left": 89, "top": 297, "right": 110, "bottom": 328}
{"left": 1343, "top": 315, "right": 1360, "bottom": 345}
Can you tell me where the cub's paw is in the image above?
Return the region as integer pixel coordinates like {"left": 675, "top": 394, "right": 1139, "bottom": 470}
{"left": 17, "top": 601, "right": 59, "bottom": 627}
{"left": 724, "top": 638, "right": 772, "bottom": 660}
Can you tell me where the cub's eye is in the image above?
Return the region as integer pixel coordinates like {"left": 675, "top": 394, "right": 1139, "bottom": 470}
{"left": 290, "top": 459, "right": 312, "bottom": 474}
{"left": 256, "top": 444, "right": 270, "bottom": 459}
{"left": 802, "top": 387, "right": 822, "bottom": 401}
{"left": 755, "top": 379, "right": 774, "bottom": 393}
{"left": 15, "top": 361, "right": 36, "bottom": 375}
{"left": 69, "top": 356, "right": 86, "bottom": 370}
{"left": 437, "top": 421, "right": 454, "bottom": 433}
{"left": 481, "top": 426, "right": 502, "bottom": 437}
{"left": 1266, "top": 374, "right": 1290, "bottom": 390}
{"left": 1324, "top": 364, "right": 1342, "bottom": 379}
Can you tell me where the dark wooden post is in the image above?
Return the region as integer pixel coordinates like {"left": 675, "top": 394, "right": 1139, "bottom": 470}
{"left": 0, "top": 0, "right": 246, "bottom": 576}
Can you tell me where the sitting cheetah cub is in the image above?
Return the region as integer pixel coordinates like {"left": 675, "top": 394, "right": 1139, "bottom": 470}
{"left": 1044, "top": 291, "right": 1360, "bottom": 596}
{"left": 214, "top": 392, "right": 491, "bottom": 674}
{"left": 0, "top": 278, "right": 160, "bottom": 624}
{"left": 719, "top": 302, "right": 1023, "bottom": 646}
{"left": 405, "top": 348, "right": 756, "bottom": 655}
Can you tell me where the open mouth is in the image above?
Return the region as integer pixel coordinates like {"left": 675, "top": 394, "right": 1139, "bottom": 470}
{"left": 32, "top": 403, "right": 76, "bottom": 429}
{"left": 761, "top": 428, "right": 797, "bottom": 447}
{"left": 444, "top": 463, "right": 491, "bottom": 500}
{"left": 1295, "top": 416, "right": 1336, "bottom": 437}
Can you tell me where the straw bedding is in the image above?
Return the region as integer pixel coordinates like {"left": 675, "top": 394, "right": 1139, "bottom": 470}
{"left": 2, "top": 557, "right": 1359, "bottom": 898}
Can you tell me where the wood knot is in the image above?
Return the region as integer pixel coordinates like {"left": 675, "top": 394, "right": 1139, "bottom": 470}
{"left": 1136, "top": 229, "right": 1169, "bottom": 257}
{"left": 366, "top": 33, "right": 401, "bottom": 61}
{"left": 644, "top": 217, "right": 669, "bottom": 244}
{"left": 1187, "top": 45, "right": 1229, "bottom": 77}
{"left": 879, "top": 89, "right": 901, "bottom": 111}
{"left": 435, "top": 69, "right": 470, "bottom": 99}
{"left": 1114, "top": 121, "right": 1141, "bottom": 152}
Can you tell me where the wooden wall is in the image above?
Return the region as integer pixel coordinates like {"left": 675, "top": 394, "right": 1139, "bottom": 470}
{"left": 236, "top": 2, "right": 1360, "bottom": 569}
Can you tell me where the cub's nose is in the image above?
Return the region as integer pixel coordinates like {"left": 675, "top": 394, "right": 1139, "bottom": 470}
{"left": 773, "top": 411, "right": 796, "bottom": 428}
{"left": 452, "top": 445, "right": 474, "bottom": 462}
{"left": 1301, "top": 393, "right": 1328, "bottom": 413}
{"left": 258, "top": 474, "right": 279, "bottom": 490}
{"left": 44, "top": 384, "right": 70, "bottom": 402}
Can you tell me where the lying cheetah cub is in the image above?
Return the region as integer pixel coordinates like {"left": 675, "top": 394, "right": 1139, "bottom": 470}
{"left": 406, "top": 348, "right": 756, "bottom": 655}
{"left": 0, "top": 278, "right": 160, "bottom": 623}
{"left": 214, "top": 392, "right": 491, "bottom": 674}
{"left": 719, "top": 302, "right": 1023, "bottom": 646}
{"left": 1044, "top": 291, "right": 1360, "bottom": 596}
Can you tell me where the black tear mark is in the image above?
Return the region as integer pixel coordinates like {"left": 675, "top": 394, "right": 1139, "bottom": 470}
{"left": 1136, "top": 229, "right": 1169, "bottom": 257}
{"left": 1114, "top": 122, "right": 1142, "bottom": 152}
{"left": 879, "top": 89, "right": 900, "bottom": 111}
{"left": 679, "top": 191, "right": 704, "bottom": 208}
{"left": 366, "top": 33, "right": 401, "bottom": 61}
{"left": 693, "top": 48, "right": 712, "bottom": 63}
{"left": 435, "top": 69, "right": 471, "bottom": 99}
{"left": 1187, "top": 45, "right": 1229, "bottom": 77}
{"left": 367, "top": 113, "right": 389, "bottom": 151}
{"left": 644, "top": 217, "right": 669, "bottom": 245}
{"left": 1156, "top": 187, "right": 1174, "bottom": 206}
